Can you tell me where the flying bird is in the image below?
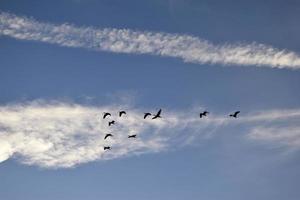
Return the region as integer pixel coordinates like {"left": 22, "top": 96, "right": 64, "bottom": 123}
{"left": 229, "top": 111, "right": 240, "bottom": 118}
{"left": 144, "top": 112, "right": 152, "bottom": 119}
{"left": 128, "top": 134, "right": 137, "bottom": 138}
{"left": 103, "top": 112, "right": 111, "bottom": 119}
{"left": 152, "top": 109, "right": 162, "bottom": 119}
{"left": 200, "top": 111, "right": 209, "bottom": 118}
{"left": 104, "top": 146, "right": 111, "bottom": 150}
{"left": 119, "top": 111, "right": 126, "bottom": 117}
{"left": 108, "top": 120, "right": 115, "bottom": 126}
{"left": 104, "top": 133, "right": 113, "bottom": 140}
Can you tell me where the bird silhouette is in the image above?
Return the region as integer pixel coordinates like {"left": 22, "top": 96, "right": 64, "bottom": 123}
{"left": 103, "top": 112, "right": 111, "bottom": 119}
{"left": 144, "top": 112, "right": 152, "bottom": 119}
{"left": 152, "top": 109, "right": 162, "bottom": 119}
{"left": 229, "top": 111, "right": 240, "bottom": 118}
{"left": 104, "top": 146, "right": 111, "bottom": 150}
{"left": 108, "top": 120, "right": 115, "bottom": 126}
{"left": 128, "top": 134, "right": 137, "bottom": 138}
{"left": 200, "top": 111, "right": 209, "bottom": 118}
{"left": 104, "top": 133, "right": 113, "bottom": 140}
{"left": 119, "top": 111, "right": 126, "bottom": 117}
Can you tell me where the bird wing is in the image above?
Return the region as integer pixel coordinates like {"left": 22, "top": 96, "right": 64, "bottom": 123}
{"left": 152, "top": 109, "right": 161, "bottom": 119}
{"left": 157, "top": 109, "right": 162, "bottom": 115}
{"left": 104, "top": 134, "right": 112, "bottom": 139}
{"left": 119, "top": 111, "right": 125, "bottom": 116}
{"left": 144, "top": 113, "right": 151, "bottom": 119}
{"left": 103, "top": 113, "right": 110, "bottom": 118}
{"left": 234, "top": 111, "right": 240, "bottom": 116}
{"left": 128, "top": 135, "right": 136, "bottom": 138}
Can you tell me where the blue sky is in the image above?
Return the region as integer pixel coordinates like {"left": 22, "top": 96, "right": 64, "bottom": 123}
{"left": 1, "top": 0, "right": 300, "bottom": 199}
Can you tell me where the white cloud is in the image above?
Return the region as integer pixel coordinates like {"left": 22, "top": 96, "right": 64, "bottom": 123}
{"left": 248, "top": 126, "right": 300, "bottom": 149}
{"left": 0, "top": 101, "right": 206, "bottom": 168}
{"left": 1, "top": 12, "right": 300, "bottom": 69}
{"left": 239, "top": 109, "right": 300, "bottom": 122}
{"left": 0, "top": 100, "right": 300, "bottom": 169}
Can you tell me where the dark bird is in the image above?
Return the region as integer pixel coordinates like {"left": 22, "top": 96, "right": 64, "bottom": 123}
{"left": 119, "top": 111, "right": 126, "bottom": 117}
{"left": 128, "top": 134, "right": 137, "bottom": 138}
{"left": 229, "top": 111, "right": 240, "bottom": 118}
{"left": 144, "top": 112, "right": 152, "bottom": 119}
{"left": 108, "top": 120, "right": 115, "bottom": 126}
{"left": 104, "top": 146, "right": 111, "bottom": 150}
{"left": 152, "top": 109, "right": 162, "bottom": 119}
{"left": 103, "top": 112, "right": 111, "bottom": 119}
{"left": 104, "top": 133, "right": 113, "bottom": 140}
{"left": 200, "top": 111, "right": 209, "bottom": 118}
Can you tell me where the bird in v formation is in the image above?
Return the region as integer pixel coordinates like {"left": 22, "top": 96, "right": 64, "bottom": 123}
{"left": 200, "top": 111, "right": 209, "bottom": 118}
{"left": 104, "top": 146, "right": 111, "bottom": 150}
{"left": 119, "top": 111, "right": 126, "bottom": 117}
{"left": 108, "top": 120, "right": 115, "bottom": 126}
{"left": 103, "top": 109, "right": 240, "bottom": 151}
{"left": 144, "top": 112, "right": 151, "bottom": 119}
{"left": 104, "top": 133, "right": 113, "bottom": 140}
{"left": 229, "top": 111, "right": 240, "bottom": 118}
{"left": 128, "top": 134, "right": 137, "bottom": 138}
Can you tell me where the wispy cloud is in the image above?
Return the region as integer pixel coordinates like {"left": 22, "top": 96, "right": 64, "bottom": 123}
{"left": 1, "top": 12, "right": 300, "bottom": 69}
{"left": 248, "top": 126, "right": 300, "bottom": 150}
{"left": 0, "top": 100, "right": 299, "bottom": 169}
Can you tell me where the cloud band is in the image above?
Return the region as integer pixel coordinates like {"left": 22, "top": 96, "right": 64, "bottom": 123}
{"left": 0, "top": 100, "right": 300, "bottom": 168}
{"left": 1, "top": 12, "right": 300, "bottom": 69}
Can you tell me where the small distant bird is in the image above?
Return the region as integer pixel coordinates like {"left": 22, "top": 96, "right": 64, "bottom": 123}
{"left": 152, "top": 109, "right": 162, "bottom": 119}
{"left": 104, "top": 133, "right": 113, "bottom": 140}
{"left": 119, "top": 111, "right": 126, "bottom": 117}
{"left": 144, "top": 112, "right": 152, "bottom": 119}
{"left": 200, "top": 111, "right": 209, "bottom": 118}
{"left": 108, "top": 120, "right": 115, "bottom": 126}
{"left": 103, "top": 112, "right": 111, "bottom": 119}
{"left": 229, "top": 111, "right": 240, "bottom": 118}
{"left": 128, "top": 134, "right": 137, "bottom": 138}
{"left": 104, "top": 146, "right": 111, "bottom": 150}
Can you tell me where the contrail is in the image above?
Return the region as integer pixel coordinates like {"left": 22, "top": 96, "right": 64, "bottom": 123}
{"left": 1, "top": 11, "right": 300, "bottom": 69}
{"left": 0, "top": 100, "right": 300, "bottom": 169}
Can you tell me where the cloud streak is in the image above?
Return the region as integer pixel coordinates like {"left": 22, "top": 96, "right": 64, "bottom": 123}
{"left": 248, "top": 126, "right": 300, "bottom": 150}
{"left": 1, "top": 11, "right": 300, "bottom": 69}
{"left": 0, "top": 100, "right": 197, "bottom": 168}
{"left": 0, "top": 100, "right": 300, "bottom": 169}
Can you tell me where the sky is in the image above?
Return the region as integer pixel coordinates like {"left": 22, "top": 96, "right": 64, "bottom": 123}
{"left": 0, "top": 0, "right": 300, "bottom": 199}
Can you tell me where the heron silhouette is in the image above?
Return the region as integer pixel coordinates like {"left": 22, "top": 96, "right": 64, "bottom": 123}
{"left": 128, "top": 134, "right": 137, "bottom": 138}
{"left": 104, "top": 146, "right": 111, "bottom": 150}
{"left": 108, "top": 120, "right": 115, "bottom": 126}
{"left": 144, "top": 112, "right": 151, "bottom": 119}
{"left": 104, "top": 133, "right": 113, "bottom": 140}
{"left": 119, "top": 111, "right": 126, "bottom": 117}
{"left": 229, "top": 111, "right": 240, "bottom": 118}
{"left": 152, "top": 109, "right": 162, "bottom": 119}
{"left": 103, "top": 112, "right": 111, "bottom": 119}
{"left": 200, "top": 111, "right": 209, "bottom": 118}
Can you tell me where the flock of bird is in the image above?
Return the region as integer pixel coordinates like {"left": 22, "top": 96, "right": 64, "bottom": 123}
{"left": 102, "top": 109, "right": 240, "bottom": 151}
